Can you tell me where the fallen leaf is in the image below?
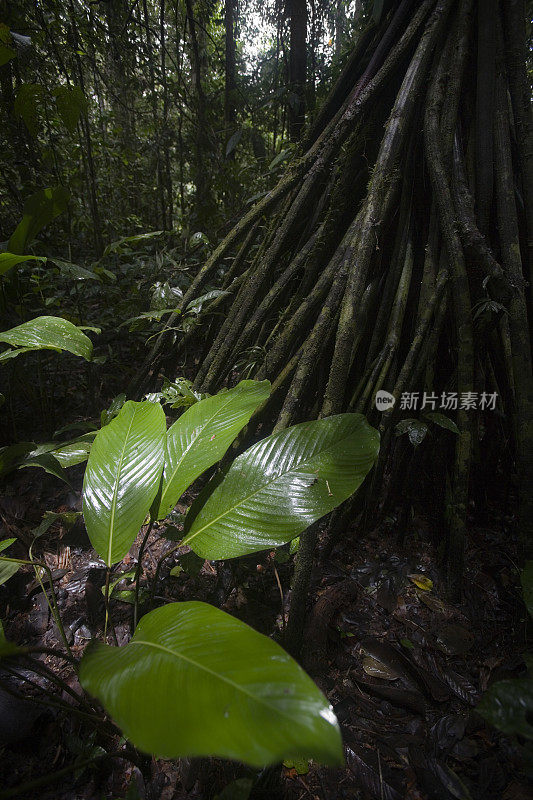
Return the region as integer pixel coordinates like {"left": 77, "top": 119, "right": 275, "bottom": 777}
{"left": 409, "top": 573, "right": 433, "bottom": 591}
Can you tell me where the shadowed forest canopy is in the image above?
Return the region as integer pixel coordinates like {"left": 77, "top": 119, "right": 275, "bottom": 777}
{"left": 1, "top": 0, "right": 533, "bottom": 797}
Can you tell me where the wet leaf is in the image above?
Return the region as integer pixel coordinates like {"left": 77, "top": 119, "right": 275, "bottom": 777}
{"left": 0, "top": 316, "right": 94, "bottom": 361}
{"left": 83, "top": 401, "right": 166, "bottom": 565}
{"left": 79, "top": 602, "right": 343, "bottom": 766}
{"left": 409, "top": 573, "right": 433, "bottom": 591}
{"left": 478, "top": 678, "right": 533, "bottom": 740}
{"left": 183, "top": 414, "right": 379, "bottom": 559}
{"left": 362, "top": 655, "right": 400, "bottom": 681}
{"left": 435, "top": 624, "right": 474, "bottom": 656}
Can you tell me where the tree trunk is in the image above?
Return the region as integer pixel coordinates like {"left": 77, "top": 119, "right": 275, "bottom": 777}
{"left": 287, "top": 0, "right": 307, "bottom": 141}
{"left": 130, "top": 0, "right": 532, "bottom": 638}
{"left": 224, "top": 0, "right": 237, "bottom": 155}
{"left": 186, "top": 0, "right": 217, "bottom": 230}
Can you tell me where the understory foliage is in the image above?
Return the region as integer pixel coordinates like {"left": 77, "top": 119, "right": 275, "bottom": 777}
{"left": 1, "top": 380, "right": 379, "bottom": 770}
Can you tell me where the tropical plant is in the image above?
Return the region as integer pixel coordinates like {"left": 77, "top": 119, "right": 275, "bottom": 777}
{"left": 0, "top": 379, "right": 379, "bottom": 771}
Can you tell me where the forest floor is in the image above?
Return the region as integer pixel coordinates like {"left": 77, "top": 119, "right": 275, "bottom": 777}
{"left": 0, "top": 453, "right": 530, "bottom": 800}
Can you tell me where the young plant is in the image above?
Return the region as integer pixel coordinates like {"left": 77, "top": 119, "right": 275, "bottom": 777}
{"left": 2, "top": 380, "right": 380, "bottom": 770}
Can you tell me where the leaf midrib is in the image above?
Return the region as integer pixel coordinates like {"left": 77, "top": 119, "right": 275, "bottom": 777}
{"left": 182, "top": 425, "right": 364, "bottom": 547}
{"left": 107, "top": 407, "right": 137, "bottom": 564}
{"left": 129, "top": 637, "right": 309, "bottom": 727}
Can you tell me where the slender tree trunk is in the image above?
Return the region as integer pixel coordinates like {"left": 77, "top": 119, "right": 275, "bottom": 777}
{"left": 68, "top": 0, "right": 103, "bottom": 256}
{"left": 160, "top": 0, "right": 173, "bottom": 228}
{"left": 186, "top": 0, "right": 216, "bottom": 229}
{"left": 142, "top": 0, "right": 166, "bottom": 230}
{"left": 224, "top": 0, "right": 237, "bottom": 156}
{"left": 287, "top": 0, "right": 307, "bottom": 141}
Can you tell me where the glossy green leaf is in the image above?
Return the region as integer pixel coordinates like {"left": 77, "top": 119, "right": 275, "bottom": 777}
{"left": 154, "top": 380, "right": 270, "bottom": 521}
{"left": 0, "top": 253, "right": 46, "bottom": 277}
{"left": 0, "top": 316, "right": 94, "bottom": 360}
{"left": 50, "top": 436, "right": 94, "bottom": 467}
{"left": 49, "top": 257, "right": 100, "bottom": 281}
{"left": 183, "top": 414, "right": 379, "bottom": 559}
{"left": 83, "top": 401, "right": 166, "bottom": 565}
{"left": 186, "top": 290, "right": 230, "bottom": 315}
{"left": 19, "top": 452, "right": 74, "bottom": 486}
{"left": 8, "top": 187, "right": 69, "bottom": 255}
{"left": 79, "top": 601, "right": 343, "bottom": 766}
{"left": 53, "top": 85, "right": 88, "bottom": 133}
{"left": 478, "top": 678, "right": 533, "bottom": 740}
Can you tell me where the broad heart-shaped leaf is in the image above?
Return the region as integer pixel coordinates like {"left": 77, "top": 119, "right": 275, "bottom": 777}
{"left": 182, "top": 414, "right": 379, "bottom": 559}
{"left": 83, "top": 401, "right": 166, "bottom": 566}
{"left": 0, "top": 316, "right": 94, "bottom": 361}
{"left": 154, "top": 380, "right": 271, "bottom": 521}
{"left": 79, "top": 601, "right": 343, "bottom": 767}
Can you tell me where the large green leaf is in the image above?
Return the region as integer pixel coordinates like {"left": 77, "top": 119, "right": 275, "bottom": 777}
{"left": 0, "top": 253, "right": 46, "bottom": 277}
{"left": 8, "top": 187, "right": 69, "bottom": 255}
{"left": 83, "top": 401, "right": 166, "bottom": 565}
{"left": 154, "top": 380, "right": 271, "bottom": 521}
{"left": 79, "top": 601, "right": 343, "bottom": 766}
{"left": 0, "top": 316, "right": 94, "bottom": 360}
{"left": 182, "top": 414, "right": 379, "bottom": 559}
{"left": 478, "top": 678, "right": 533, "bottom": 740}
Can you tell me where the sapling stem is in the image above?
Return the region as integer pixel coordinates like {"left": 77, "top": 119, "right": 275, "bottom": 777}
{"left": 104, "top": 567, "right": 111, "bottom": 640}
{"left": 150, "top": 540, "right": 182, "bottom": 606}
{"left": 4, "top": 549, "right": 73, "bottom": 658}
{"left": 133, "top": 520, "right": 153, "bottom": 629}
